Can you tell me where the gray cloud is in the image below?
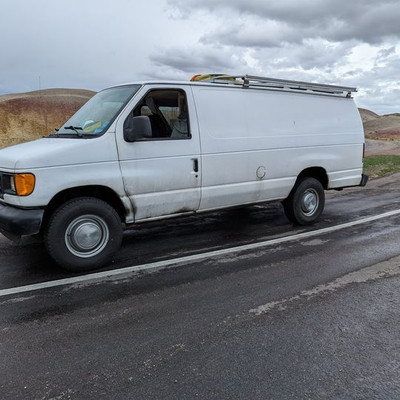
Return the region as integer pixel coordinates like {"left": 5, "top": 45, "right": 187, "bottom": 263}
{"left": 263, "top": 40, "right": 356, "bottom": 70}
{"left": 150, "top": 47, "right": 238, "bottom": 73}
{"left": 148, "top": 45, "right": 263, "bottom": 81}
{"left": 0, "top": 0, "right": 176, "bottom": 93}
{"left": 170, "top": 0, "right": 400, "bottom": 45}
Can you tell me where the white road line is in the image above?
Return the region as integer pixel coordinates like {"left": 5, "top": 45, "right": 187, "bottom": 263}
{"left": 1, "top": 209, "right": 400, "bottom": 298}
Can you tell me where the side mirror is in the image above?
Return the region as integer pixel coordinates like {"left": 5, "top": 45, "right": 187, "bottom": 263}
{"left": 123, "top": 115, "right": 152, "bottom": 142}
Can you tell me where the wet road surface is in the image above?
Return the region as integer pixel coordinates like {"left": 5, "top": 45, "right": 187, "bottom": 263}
{"left": 0, "top": 174, "right": 400, "bottom": 399}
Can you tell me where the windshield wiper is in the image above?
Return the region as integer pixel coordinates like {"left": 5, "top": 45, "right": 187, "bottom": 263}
{"left": 63, "top": 126, "right": 84, "bottom": 136}
{"left": 47, "top": 128, "right": 59, "bottom": 138}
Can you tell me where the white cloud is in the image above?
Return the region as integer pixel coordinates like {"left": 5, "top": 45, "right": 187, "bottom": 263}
{"left": 164, "top": 0, "right": 400, "bottom": 114}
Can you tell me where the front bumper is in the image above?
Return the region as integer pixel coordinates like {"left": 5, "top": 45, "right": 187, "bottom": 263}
{"left": 0, "top": 202, "right": 44, "bottom": 241}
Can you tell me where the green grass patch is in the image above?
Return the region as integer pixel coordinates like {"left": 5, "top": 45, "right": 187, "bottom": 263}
{"left": 364, "top": 155, "right": 400, "bottom": 179}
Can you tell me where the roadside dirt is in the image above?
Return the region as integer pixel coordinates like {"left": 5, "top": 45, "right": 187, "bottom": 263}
{"left": 365, "top": 139, "right": 400, "bottom": 156}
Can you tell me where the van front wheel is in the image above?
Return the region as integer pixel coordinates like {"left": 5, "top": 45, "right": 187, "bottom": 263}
{"left": 283, "top": 177, "right": 325, "bottom": 225}
{"left": 44, "top": 197, "right": 123, "bottom": 272}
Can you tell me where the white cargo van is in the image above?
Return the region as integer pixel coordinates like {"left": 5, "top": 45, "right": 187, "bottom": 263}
{"left": 0, "top": 75, "right": 367, "bottom": 271}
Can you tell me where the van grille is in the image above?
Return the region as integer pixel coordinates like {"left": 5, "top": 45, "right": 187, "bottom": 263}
{"left": 0, "top": 172, "right": 9, "bottom": 199}
{"left": 0, "top": 173, "right": 15, "bottom": 199}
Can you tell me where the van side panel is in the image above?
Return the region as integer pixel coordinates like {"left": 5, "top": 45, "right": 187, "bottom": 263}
{"left": 191, "top": 86, "right": 364, "bottom": 210}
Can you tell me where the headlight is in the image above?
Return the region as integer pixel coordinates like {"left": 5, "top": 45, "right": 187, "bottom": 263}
{"left": 8, "top": 173, "right": 35, "bottom": 196}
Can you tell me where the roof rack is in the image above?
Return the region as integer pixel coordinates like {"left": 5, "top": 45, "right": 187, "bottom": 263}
{"left": 193, "top": 74, "right": 357, "bottom": 97}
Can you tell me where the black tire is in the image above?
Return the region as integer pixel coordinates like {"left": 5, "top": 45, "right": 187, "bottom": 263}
{"left": 283, "top": 177, "right": 325, "bottom": 225}
{"left": 44, "top": 197, "right": 123, "bottom": 272}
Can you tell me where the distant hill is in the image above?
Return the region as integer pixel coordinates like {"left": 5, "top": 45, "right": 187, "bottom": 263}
{"left": 0, "top": 88, "right": 95, "bottom": 148}
{"left": 358, "top": 108, "right": 380, "bottom": 123}
{"left": 360, "top": 109, "right": 400, "bottom": 140}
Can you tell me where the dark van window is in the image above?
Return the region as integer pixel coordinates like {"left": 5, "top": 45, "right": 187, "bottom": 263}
{"left": 132, "top": 90, "right": 190, "bottom": 140}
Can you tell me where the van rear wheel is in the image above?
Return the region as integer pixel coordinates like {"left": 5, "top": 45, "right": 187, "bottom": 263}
{"left": 44, "top": 197, "right": 123, "bottom": 272}
{"left": 283, "top": 177, "right": 325, "bottom": 225}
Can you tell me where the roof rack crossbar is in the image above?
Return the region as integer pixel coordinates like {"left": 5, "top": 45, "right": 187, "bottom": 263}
{"left": 201, "top": 74, "right": 357, "bottom": 96}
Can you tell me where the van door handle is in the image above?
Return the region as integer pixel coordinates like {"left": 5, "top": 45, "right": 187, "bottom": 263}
{"left": 192, "top": 158, "right": 199, "bottom": 173}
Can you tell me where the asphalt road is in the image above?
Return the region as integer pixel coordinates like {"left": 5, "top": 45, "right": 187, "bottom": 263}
{"left": 0, "top": 174, "right": 400, "bottom": 399}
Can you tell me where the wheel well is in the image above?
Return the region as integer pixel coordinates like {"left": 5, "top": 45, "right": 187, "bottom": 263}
{"left": 42, "top": 186, "right": 126, "bottom": 232}
{"left": 297, "top": 167, "right": 328, "bottom": 189}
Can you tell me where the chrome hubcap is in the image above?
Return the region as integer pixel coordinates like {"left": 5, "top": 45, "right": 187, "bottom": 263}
{"left": 301, "top": 189, "right": 319, "bottom": 216}
{"left": 65, "top": 215, "right": 109, "bottom": 258}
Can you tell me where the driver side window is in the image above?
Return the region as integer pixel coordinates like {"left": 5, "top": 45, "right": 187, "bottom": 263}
{"left": 132, "top": 89, "right": 191, "bottom": 140}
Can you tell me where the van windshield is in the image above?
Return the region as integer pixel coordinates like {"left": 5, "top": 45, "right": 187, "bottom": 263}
{"left": 57, "top": 85, "right": 140, "bottom": 136}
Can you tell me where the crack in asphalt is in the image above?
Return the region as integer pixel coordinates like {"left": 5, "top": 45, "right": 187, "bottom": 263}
{"left": 249, "top": 255, "right": 400, "bottom": 315}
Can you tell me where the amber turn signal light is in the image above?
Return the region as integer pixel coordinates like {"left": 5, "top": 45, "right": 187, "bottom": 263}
{"left": 14, "top": 173, "right": 35, "bottom": 196}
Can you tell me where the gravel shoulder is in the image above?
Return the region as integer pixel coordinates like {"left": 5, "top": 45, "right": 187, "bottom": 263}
{"left": 365, "top": 138, "right": 400, "bottom": 156}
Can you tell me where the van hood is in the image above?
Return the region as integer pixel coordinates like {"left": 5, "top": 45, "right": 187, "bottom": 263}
{"left": 0, "top": 135, "right": 118, "bottom": 171}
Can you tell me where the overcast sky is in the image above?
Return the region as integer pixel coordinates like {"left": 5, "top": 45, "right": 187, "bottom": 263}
{"left": 1, "top": 0, "right": 400, "bottom": 114}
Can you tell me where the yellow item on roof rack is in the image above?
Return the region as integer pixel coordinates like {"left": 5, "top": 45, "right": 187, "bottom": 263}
{"left": 190, "top": 74, "right": 236, "bottom": 82}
